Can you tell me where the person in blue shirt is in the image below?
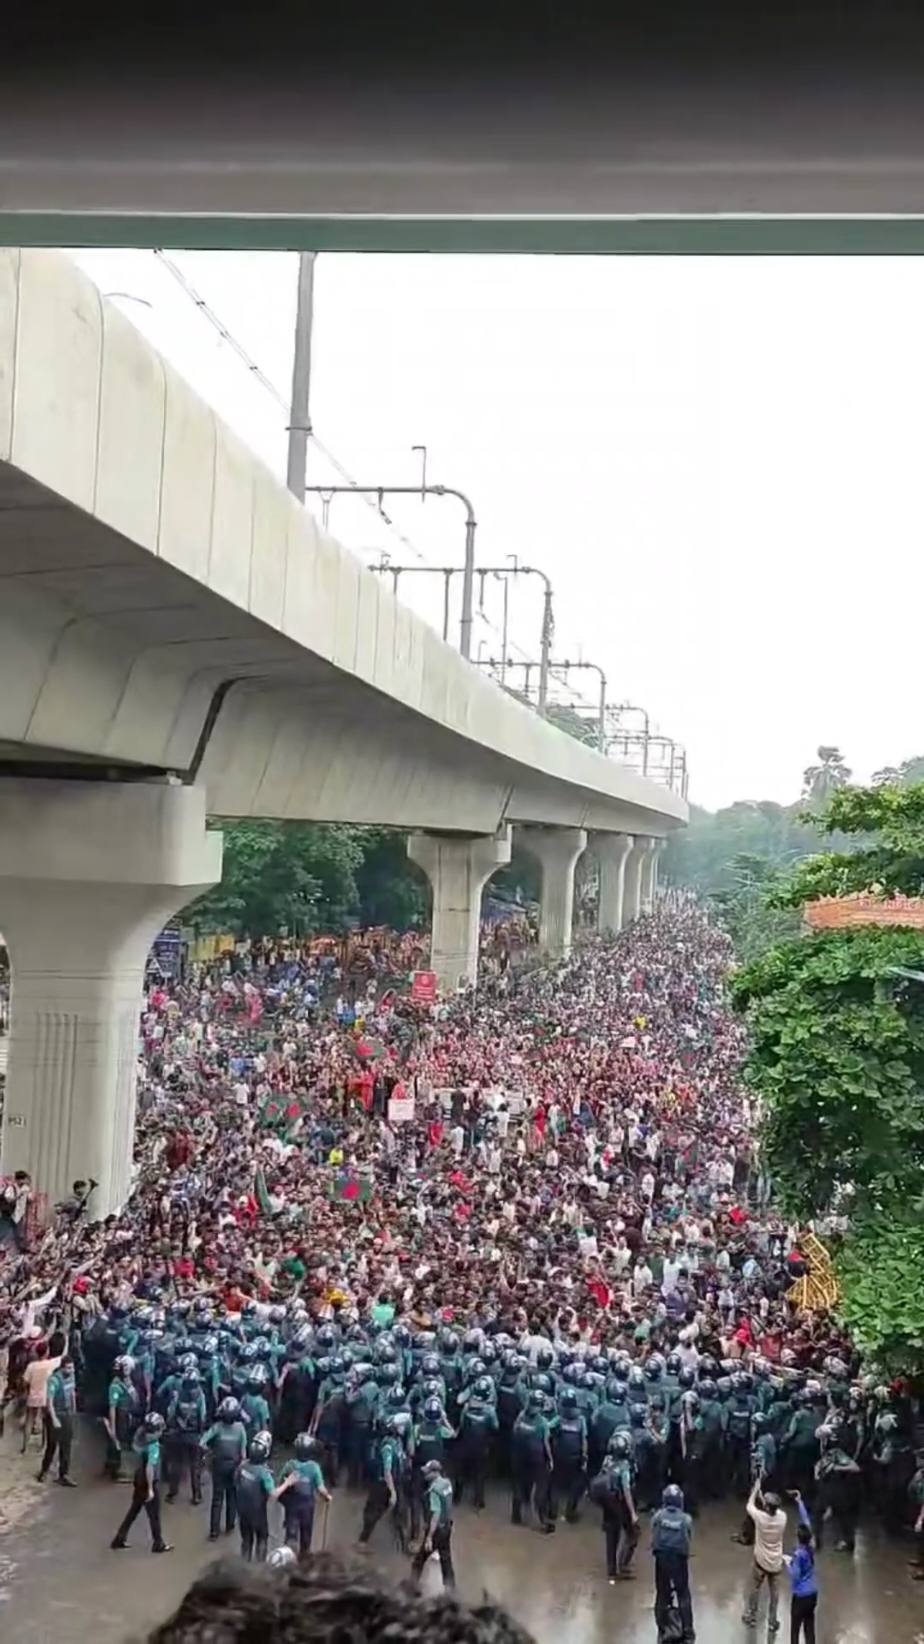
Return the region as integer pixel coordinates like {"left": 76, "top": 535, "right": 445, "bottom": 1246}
{"left": 165, "top": 1367, "right": 207, "bottom": 1505}
{"left": 358, "top": 1415, "right": 406, "bottom": 1549}
{"left": 651, "top": 1483, "right": 694, "bottom": 1644}
{"left": 783, "top": 1491, "right": 818, "bottom": 1644}
{"left": 38, "top": 1353, "right": 77, "bottom": 1487}
{"left": 110, "top": 1412, "right": 172, "bottom": 1554}
{"left": 202, "top": 1397, "right": 248, "bottom": 1539}
{"left": 236, "top": 1430, "right": 275, "bottom": 1563}
{"left": 409, "top": 1459, "right": 456, "bottom": 1589}
{"left": 273, "top": 1432, "right": 332, "bottom": 1557}
{"left": 105, "top": 1355, "right": 142, "bottom": 1482}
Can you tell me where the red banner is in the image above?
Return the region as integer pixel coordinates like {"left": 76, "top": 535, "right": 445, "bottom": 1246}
{"left": 410, "top": 970, "right": 437, "bottom": 1004}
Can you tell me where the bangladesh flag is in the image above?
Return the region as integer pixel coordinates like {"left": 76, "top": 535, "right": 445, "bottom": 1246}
{"left": 330, "top": 1172, "right": 373, "bottom": 1203}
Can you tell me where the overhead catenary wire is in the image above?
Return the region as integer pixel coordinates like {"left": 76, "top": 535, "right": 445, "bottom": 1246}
{"left": 150, "top": 250, "right": 605, "bottom": 723}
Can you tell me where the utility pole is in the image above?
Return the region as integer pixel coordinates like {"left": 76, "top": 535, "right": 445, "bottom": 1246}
{"left": 286, "top": 251, "right": 317, "bottom": 501}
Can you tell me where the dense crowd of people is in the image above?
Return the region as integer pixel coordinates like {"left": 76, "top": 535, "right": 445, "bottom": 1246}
{"left": 0, "top": 894, "right": 921, "bottom": 1638}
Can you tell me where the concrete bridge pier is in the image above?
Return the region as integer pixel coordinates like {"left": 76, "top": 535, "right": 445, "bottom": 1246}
{"left": 0, "top": 780, "right": 221, "bottom": 1217}
{"left": 593, "top": 832, "right": 634, "bottom": 934}
{"left": 408, "top": 827, "right": 512, "bottom": 993}
{"left": 516, "top": 825, "right": 587, "bottom": 959}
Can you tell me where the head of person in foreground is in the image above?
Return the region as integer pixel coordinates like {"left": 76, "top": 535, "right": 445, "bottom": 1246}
{"left": 145, "top": 1553, "right": 537, "bottom": 1644}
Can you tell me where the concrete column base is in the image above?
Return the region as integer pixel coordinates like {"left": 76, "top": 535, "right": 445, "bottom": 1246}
{"left": 517, "top": 825, "right": 586, "bottom": 958}
{"left": 593, "top": 832, "right": 633, "bottom": 933}
{"left": 408, "top": 828, "right": 511, "bottom": 992}
{"left": 622, "top": 835, "right": 652, "bottom": 924}
{"left": 0, "top": 780, "right": 221, "bottom": 1216}
{"left": 640, "top": 838, "right": 663, "bottom": 913}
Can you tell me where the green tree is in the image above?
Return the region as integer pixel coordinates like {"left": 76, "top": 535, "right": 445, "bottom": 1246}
{"left": 353, "top": 827, "right": 430, "bottom": 930}
{"left": 732, "top": 777, "right": 924, "bottom": 1377}
{"left": 710, "top": 853, "right": 801, "bottom": 963}
{"left": 190, "top": 820, "right": 364, "bottom": 936}
{"left": 802, "top": 744, "right": 852, "bottom": 807}
{"left": 546, "top": 703, "right": 601, "bottom": 748}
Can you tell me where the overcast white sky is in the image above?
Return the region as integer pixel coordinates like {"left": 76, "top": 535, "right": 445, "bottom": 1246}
{"left": 67, "top": 249, "right": 924, "bottom": 811}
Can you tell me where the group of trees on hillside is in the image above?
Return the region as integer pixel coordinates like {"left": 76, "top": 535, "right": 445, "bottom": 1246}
{"left": 729, "top": 770, "right": 924, "bottom": 1379}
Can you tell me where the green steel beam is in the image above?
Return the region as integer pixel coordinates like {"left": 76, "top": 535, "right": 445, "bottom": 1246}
{"left": 6, "top": 215, "right": 924, "bottom": 255}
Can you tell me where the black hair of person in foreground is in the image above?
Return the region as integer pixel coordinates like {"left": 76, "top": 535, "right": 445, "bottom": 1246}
{"left": 144, "top": 1552, "right": 537, "bottom": 1644}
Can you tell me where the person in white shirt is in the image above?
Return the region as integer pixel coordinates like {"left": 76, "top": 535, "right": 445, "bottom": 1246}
{"left": 742, "top": 1479, "right": 786, "bottom": 1630}
{"left": 632, "top": 1260, "right": 653, "bottom": 1296}
{"left": 450, "top": 1123, "right": 465, "bottom": 1159}
{"left": 612, "top": 1236, "right": 631, "bottom": 1276}
{"left": 640, "top": 1170, "right": 656, "bottom": 1204}
{"left": 662, "top": 1255, "right": 681, "bottom": 1295}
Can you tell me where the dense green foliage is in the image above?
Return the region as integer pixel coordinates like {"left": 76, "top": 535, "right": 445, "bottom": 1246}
{"left": 731, "top": 924, "right": 924, "bottom": 1218}
{"left": 188, "top": 821, "right": 539, "bottom": 938}
{"left": 732, "top": 776, "right": 924, "bottom": 1376}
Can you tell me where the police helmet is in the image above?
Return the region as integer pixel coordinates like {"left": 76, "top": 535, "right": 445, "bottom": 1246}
{"left": 423, "top": 1396, "right": 443, "bottom": 1422}
{"left": 217, "top": 1397, "right": 241, "bottom": 1422}
{"left": 421, "top": 1458, "right": 443, "bottom": 1480}
{"left": 662, "top": 1483, "right": 684, "bottom": 1509}
{"left": 249, "top": 1430, "right": 272, "bottom": 1461}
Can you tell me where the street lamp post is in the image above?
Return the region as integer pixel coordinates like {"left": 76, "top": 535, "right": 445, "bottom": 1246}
{"left": 302, "top": 484, "right": 478, "bottom": 658}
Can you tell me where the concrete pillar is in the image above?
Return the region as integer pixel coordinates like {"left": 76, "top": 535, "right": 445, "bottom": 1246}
{"left": 518, "top": 826, "right": 587, "bottom": 958}
{"left": 622, "top": 835, "right": 652, "bottom": 925}
{"left": 643, "top": 838, "right": 665, "bottom": 911}
{"left": 593, "top": 832, "right": 633, "bottom": 933}
{"left": 408, "top": 828, "right": 511, "bottom": 992}
{"left": 0, "top": 780, "right": 221, "bottom": 1217}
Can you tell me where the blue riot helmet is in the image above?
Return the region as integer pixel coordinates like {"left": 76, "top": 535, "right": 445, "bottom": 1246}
{"left": 241, "top": 1343, "right": 259, "bottom": 1364}
{"left": 628, "top": 1366, "right": 646, "bottom": 1395}
{"left": 560, "top": 1388, "right": 579, "bottom": 1412}
{"left": 610, "top": 1383, "right": 628, "bottom": 1406}
{"left": 328, "top": 1355, "right": 345, "bottom": 1379}
{"left": 536, "top": 1346, "right": 554, "bottom": 1372}
{"left": 738, "top": 1371, "right": 754, "bottom": 1394}
{"left": 645, "top": 1354, "right": 663, "bottom": 1381}
{"left": 182, "top": 1367, "right": 202, "bottom": 1388}
{"left": 421, "top": 1353, "right": 441, "bottom": 1378}
{"left": 467, "top": 1359, "right": 486, "bottom": 1383}
{"left": 200, "top": 1334, "right": 219, "bottom": 1357}
{"left": 179, "top": 1353, "right": 198, "bottom": 1376}
{"left": 392, "top": 1323, "right": 412, "bottom": 1350}
{"left": 315, "top": 1324, "right": 336, "bottom": 1352}
{"left": 247, "top": 1367, "right": 268, "bottom": 1391}
{"left": 378, "top": 1363, "right": 400, "bottom": 1386}
{"left": 423, "top": 1396, "right": 443, "bottom": 1422}
{"left": 698, "top": 1378, "right": 717, "bottom": 1401}
{"left": 463, "top": 1330, "right": 481, "bottom": 1353}
{"left": 563, "top": 1363, "right": 583, "bottom": 1387}
{"left": 474, "top": 1376, "right": 494, "bottom": 1400}
{"left": 716, "top": 1377, "right": 733, "bottom": 1402}
{"left": 608, "top": 1430, "right": 633, "bottom": 1459}
{"left": 665, "top": 1351, "right": 682, "bottom": 1377}
{"left": 480, "top": 1341, "right": 498, "bottom": 1368}
{"left": 376, "top": 1343, "right": 397, "bottom": 1367}
{"left": 249, "top": 1430, "right": 272, "bottom": 1461}
{"left": 254, "top": 1338, "right": 274, "bottom": 1363}
{"left": 662, "top": 1483, "right": 684, "bottom": 1509}
{"left": 217, "top": 1397, "right": 241, "bottom": 1422}
{"left": 268, "top": 1305, "right": 285, "bottom": 1327}
{"left": 439, "top": 1328, "right": 458, "bottom": 1355}
{"left": 533, "top": 1372, "right": 554, "bottom": 1397}
{"left": 295, "top": 1432, "right": 323, "bottom": 1458}
{"left": 611, "top": 1357, "right": 630, "bottom": 1383}
{"left": 678, "top": 1367, "right": 696, "bottom": 1390}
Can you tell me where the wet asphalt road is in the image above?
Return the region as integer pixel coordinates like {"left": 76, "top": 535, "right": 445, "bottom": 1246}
{"left": 0, "top": 1423, "right": 921, "bottom": 1644}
